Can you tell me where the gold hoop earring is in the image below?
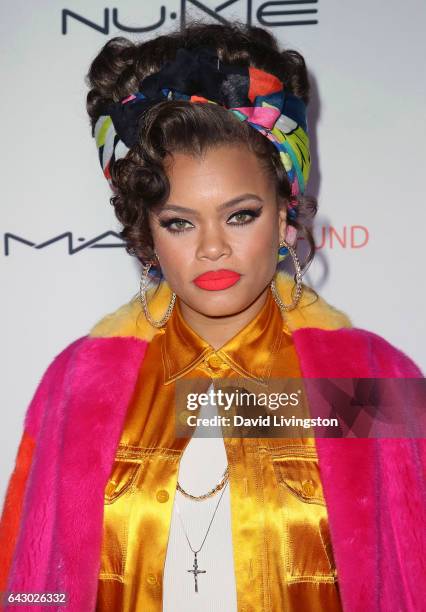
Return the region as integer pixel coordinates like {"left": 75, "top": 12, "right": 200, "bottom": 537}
{"left": 270, "top": 239, "right": 303, "bottom": 312}
{"left": 139, "top": 263, "right": 176, "bottom": 328}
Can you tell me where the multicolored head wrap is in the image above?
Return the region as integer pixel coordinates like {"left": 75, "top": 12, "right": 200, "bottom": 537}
{"left": 94, "top": 47, "right": 311, "bottom": 207}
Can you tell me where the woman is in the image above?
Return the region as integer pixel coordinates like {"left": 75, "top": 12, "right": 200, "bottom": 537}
{"left": 0, "top": 23, "right": 424, "bottom": 612}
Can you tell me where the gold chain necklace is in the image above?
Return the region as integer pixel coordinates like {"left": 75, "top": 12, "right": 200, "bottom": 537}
{"left": 176, "top": 466, "right": 229, "bottom": 501}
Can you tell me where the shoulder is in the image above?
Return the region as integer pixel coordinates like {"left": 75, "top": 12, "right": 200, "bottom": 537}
{"left": 36, "top": 335, "right": 88, "bottom": 378}
{"left": 24, "top": 328, "right": 150, "bottom": 438}
{"left": 274, "top": 272, "right": 422, "bottom": 377}
{"left": 292, "top": 325, "right": 423, "bottom": 377}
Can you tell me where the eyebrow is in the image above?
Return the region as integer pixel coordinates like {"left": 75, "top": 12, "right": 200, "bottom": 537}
{"left": 157, "top": 193, "right": 264, "bottom": 216}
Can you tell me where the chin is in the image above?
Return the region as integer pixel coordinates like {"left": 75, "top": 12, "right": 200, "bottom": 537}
{"left": 189, "top": 291, "right": 256, "bottom": 318}
{"left": 199, "top": 305, "right": 241, "bottom": 317}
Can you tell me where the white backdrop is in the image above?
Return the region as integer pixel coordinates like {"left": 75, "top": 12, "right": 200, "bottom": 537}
{"left": 1, "top": 0, "right": 425, "bottom": 504}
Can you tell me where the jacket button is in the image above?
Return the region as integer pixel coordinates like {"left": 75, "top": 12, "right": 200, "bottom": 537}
{"left": 302, "top": 480, "right": 315, "bottom": 496}
{"left": 146, "top": 573, "right": 157, "bottom": 585}
{"left": 156, "top": 489, "right": 169, "bottom": 503}
{"left": 207, "top": 354, "right": 223, "bottom": 369}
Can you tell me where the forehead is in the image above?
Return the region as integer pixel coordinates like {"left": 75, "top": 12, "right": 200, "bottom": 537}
{"left": 165, "top": 145, "right": 274, "bottom": 206}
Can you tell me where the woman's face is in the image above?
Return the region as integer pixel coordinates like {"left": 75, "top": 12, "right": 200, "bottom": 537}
{"left": 149, "top": 145, "right": 287, "bottom": 318}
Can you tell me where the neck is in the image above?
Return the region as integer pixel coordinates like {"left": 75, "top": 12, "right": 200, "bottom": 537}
{"left": 178, "top": 286, "right": 270, "bottom": 350}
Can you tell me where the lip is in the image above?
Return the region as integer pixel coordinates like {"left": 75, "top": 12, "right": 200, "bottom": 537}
{"left": 193, "top": 269, "right": 242, "bottom": 291}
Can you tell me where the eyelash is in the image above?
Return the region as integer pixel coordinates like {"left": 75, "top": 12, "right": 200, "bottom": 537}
{"left": 159, "top": 207, "right": 263, "bottom": 234}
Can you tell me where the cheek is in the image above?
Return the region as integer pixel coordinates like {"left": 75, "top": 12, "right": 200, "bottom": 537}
{"left": 233, "top": 216, "right": 279, "bottom": 263}
{"left": 153, "top": 233, "right": 193, "bottom": 277}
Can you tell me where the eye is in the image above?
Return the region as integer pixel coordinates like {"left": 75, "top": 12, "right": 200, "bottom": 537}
{"left": 227, "top": 207, "right": 262, "bottom": 225}
{"left": 159, "top": 217, "right": 194, "bottom": 233}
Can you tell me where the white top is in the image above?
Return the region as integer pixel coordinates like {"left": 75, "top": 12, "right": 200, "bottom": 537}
{"left": 162, "top": 384, "right": 238, "bottom": 611}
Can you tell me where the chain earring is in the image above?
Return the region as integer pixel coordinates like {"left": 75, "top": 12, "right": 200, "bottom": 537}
{"left": 139, "top": 262, "right": 176, "bottom": 328}
{"left": 270, "top": 239, "right": 303, "bottom": 312}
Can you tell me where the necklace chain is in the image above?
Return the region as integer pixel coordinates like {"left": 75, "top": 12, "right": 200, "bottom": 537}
{"left": 176, "top": 466, "right": 229, "bottom": 500}
{"left": 176, "top": 483, "right": 228, "bottom": 594}
{"left": 175, "top": 479, "right": 228, "bottom": 554}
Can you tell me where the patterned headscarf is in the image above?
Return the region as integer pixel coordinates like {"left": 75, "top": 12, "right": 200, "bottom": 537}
{"left": 93, "top": 47, "right": 311, "bottom": 210}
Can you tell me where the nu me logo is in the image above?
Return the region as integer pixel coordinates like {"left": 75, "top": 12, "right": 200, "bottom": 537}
{"left": 3, "top": 232, "right": 126, "bottom": 256}
{"left": 62, "top": 1, "right": 319, "bottom": 35}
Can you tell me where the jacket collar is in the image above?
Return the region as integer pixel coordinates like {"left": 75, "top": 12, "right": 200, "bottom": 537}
{"left": 162, "top": 288, "right": 288, "bottom": 384}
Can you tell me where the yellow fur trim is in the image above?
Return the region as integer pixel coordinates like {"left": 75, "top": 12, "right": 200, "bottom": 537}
{"left": 275, "top": 272, "right": 352, "bottom": 331}
{"left": 89, "top": 271, "right": 352, "bottom": 340}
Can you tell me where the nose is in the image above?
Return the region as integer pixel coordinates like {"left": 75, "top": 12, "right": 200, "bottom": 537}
{"left": 195, "top": 224, "right": 232, "bottom": 261}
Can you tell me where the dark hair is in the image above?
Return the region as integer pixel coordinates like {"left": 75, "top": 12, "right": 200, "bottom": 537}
{"left": 85, "top": 22, "right": 318, "bottom": 278}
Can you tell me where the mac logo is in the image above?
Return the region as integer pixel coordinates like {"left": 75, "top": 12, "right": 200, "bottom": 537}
{"left": 4, "top": 231, "right": 126, "bottom": 256}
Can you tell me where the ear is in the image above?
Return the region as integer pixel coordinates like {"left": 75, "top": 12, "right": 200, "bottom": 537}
{"left": 278, "top": 198, "right": 298, "bottom": 247}
{"left": 277, "top": 198, "right": 287, "bottom": 243}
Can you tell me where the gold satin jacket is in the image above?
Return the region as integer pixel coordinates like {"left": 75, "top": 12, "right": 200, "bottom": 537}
{"left": 96, "top": 290, "right": 343, "bottom": 612}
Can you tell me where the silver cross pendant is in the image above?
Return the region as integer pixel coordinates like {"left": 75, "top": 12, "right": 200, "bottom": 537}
{"left": 187, "top": 552, "right": 206, "bottom": 593}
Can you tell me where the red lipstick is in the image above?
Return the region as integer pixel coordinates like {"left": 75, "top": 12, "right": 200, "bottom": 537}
{"left": 193, "top": 269, "right": 241, "bottom": 291}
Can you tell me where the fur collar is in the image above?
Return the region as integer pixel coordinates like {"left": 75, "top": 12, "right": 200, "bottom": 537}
{"left": 89, "top": 270, "right": 352, "bottom": 340}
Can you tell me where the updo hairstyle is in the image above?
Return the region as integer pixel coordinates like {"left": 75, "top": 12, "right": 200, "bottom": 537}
{"left": 86, "top": 22, "right": 318, "bottom": 275}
